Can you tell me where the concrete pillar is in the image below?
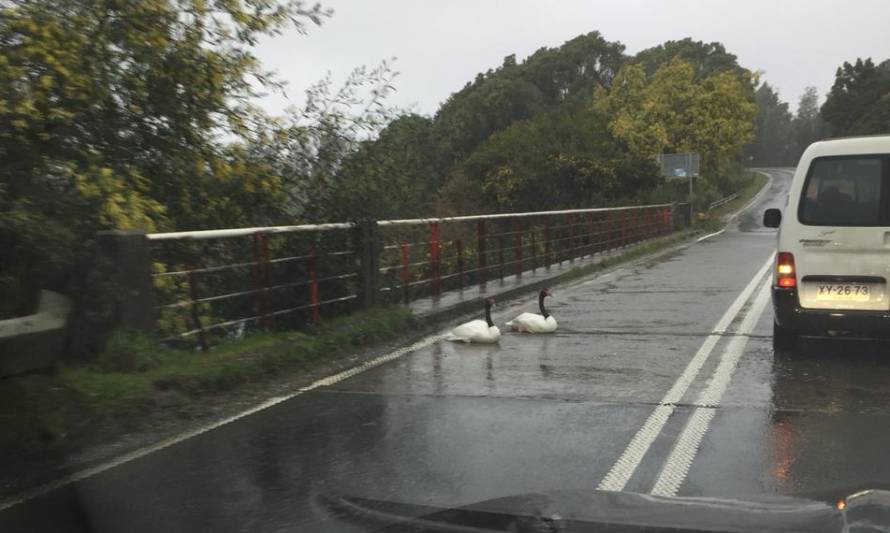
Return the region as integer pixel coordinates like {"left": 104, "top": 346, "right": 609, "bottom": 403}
{"left": 95, "top": 230, "right": 156, "bottom": 331}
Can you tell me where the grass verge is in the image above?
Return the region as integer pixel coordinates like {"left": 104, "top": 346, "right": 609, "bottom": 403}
{"left": 0, "top": 306, "right": 424, "bottom": 465}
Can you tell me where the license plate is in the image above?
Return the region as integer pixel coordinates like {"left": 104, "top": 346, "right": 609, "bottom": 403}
{"left": 814, "top": 283, "right": 872, "bottom": 302}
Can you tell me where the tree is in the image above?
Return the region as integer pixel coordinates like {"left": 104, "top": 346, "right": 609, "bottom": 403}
{"left": 634, "top": 38, "right": 748, "bottom": 80}
{"left": 0, "top": 0, "right": 330, "bottom": 309}
{"left": 791, "top": 86, "right": 827, "bottom": 159}
{"left": 821, "top": 58, "right": 890, "bottom": 135}
{"left": 322, "top": 114, "right": 437, "bottom": 220}
{"left": 594, "top": 58, "right": 757, "bottom": 184}
{"left": 453, "top": 105, "right": 657, "bottom": 212}
{"left": 251, "top": 61, "right": 402, "bottom": 222}
{"left": 744, "top": 82, "right": 795, "bottom": 166}
{"left": 430, "top": 31, "right": 626, "bottom": 171}
{"left": 520, "top": 32, "right": 627, "bottom": 104}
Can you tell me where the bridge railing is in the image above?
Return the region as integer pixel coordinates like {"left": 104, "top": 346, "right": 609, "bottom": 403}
{"left": 139, "top": 203, "right": 687, "bottom": 349}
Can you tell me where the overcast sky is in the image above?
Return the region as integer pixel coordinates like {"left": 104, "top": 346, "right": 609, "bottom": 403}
{"left": 254, "top": 0, "right": 890, "bottom": 117}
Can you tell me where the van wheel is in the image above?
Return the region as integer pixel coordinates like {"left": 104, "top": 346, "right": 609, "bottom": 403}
{"left": 773, "top": 322, "right": 798, "bottom": 352}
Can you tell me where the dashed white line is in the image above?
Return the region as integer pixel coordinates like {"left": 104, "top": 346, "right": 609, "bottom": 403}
{"left": 597, "top": 252, "right": 775, "bottom": 492}
{"left": 650, "top": 280, "right": 772, "bottom": 497}
{"left": 0, "top": 333, "right": 447, "bottom": 513}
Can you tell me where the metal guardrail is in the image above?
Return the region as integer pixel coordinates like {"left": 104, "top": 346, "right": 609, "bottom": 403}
{"left": 147, "top": 203, "right": 688, "bottom": 349}
{"left": 708, "top": 193, "right": 740, "bottom": 211}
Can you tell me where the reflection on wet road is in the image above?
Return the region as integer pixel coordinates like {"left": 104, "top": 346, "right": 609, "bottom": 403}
{"left": 5, "top": 168, "right": 890, "bottom": 532}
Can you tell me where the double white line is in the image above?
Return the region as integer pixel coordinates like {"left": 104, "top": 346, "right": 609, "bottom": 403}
{"left": 598, "top": 252, "right": 775, "bottom": 495}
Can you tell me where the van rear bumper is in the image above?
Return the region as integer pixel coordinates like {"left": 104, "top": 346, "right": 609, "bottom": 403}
{"left": 773, "top": 287, "right": 890, "bottom": 335}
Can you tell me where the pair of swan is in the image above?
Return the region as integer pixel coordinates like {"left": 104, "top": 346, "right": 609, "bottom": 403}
{"left": 444, "top": 289, "right": 557, "bottom": 344}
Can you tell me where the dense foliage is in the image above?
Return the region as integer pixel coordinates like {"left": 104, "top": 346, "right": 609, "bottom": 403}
{"left": 822, "top": 58, "right": 890, "bottom": 137}
{"left": 745, "top": 83, "right": 826, "bottom": 167}
{"left": 0, "top": 0, "right": 395, "bottom": 317}
{"left": 335, "top": 35, "right": 761, "bottom": 218}
{"left": 746, "top": 57, "right": 889, "bottom": 168}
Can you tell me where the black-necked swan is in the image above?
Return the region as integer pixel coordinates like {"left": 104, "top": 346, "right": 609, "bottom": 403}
{"left": 445, "top": 297, "right": 501, "bottom": 343}
{"left": 506, "top": 288, "right": 558, "bottom": 333}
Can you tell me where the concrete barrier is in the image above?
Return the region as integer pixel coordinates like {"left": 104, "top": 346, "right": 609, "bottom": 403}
{"left": 0, "top": 290, "right": 72, "bottom": 376}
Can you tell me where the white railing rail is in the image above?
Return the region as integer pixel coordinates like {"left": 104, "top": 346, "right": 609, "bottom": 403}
{"left": 147, "top": 203, "right": 677, "bottom": 240}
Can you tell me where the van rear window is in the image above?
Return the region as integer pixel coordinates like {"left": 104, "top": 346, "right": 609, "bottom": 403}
{"left": 798, "top": 156, "right": 888, "bottom": 226}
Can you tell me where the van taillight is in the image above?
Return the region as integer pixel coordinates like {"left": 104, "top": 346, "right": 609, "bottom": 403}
{"left": 777, "top": 252, "right": 796, "bottom": 288}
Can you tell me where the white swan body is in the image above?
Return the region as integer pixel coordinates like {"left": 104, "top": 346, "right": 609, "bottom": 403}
{"left": 445, "top": 320, "right": 501, "bottom": 343}
{"left": 506, "top": 312, "right": 557, "bottom": 333}
{"left": 506, "top": 288, "right": 558, "bottom": 334}
{"left": 445, "top": 298, "right": 501, "bottom": 344}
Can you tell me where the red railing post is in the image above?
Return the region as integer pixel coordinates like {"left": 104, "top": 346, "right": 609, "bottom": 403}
{"left": 629, "top": 210, "right": 636, "bottom": 245}
{"left": 564, "top": 214, "right": 572, "bottom": 263}
{"left": 569, "top": 214, "right": 576, "bottom": 262}
{"left": 430, "top": 222, "right": 440, "bottom": 296}
{"left": 455, "top": 239, "right": 464, "bottom": 290}
{"left": 498, "top": 233, "right": 505, "bottom": 281}
{"left": 629, "top": 209, "right": 646, "bottom": 243}
{"left": 544, "top": 218, "right": 551, "bottom": 269}
{"left": 623, "top": 210, "right": 630, "bottom": 247}
{"left": 586, "top": 213, "right": 594, "bottom": 257}
{"left": 663, "top": 207, "right": 670, "bottom": 235}
{"left": 400, "top": 241, "right": 410, "bottom": 304}
{"left": 590, "top": 214, "right": 598, "bottom": 254}
{"left": 186, "top": 265, "right": 208, "bottom": 351}
{"left": 530, "top": 230, "right": 537, "bottom": 273}
{"left": 634, "top": 210, "right": 639, "bottom": 243}
{"left": 309, "top": 248, "right": 319, "bottom": 326}
{"left": 477, "top": 220, "right": 487, "bottom": 286}
{"left": 513, "top": 217, "right": 522, "bottom": 278}
{"left": 604, "top": 212, "right": 611, "bottom": 251}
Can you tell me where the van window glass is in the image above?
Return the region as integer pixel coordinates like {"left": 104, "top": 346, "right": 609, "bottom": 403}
{"left": 799, "top": 156, "right": 885, "bottom": 226}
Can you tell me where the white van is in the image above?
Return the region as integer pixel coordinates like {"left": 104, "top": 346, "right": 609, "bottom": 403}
{"left": 763, "top": 135, "right": 890, "bottom": 350}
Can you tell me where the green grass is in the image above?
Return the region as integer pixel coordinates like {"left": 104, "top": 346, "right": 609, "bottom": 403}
{"left": 0, "top": 306, "right": 424, "bottom": 462}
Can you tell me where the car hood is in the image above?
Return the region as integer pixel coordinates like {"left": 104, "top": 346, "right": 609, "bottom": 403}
{"left": 321, "top": 488, "right": 890, "bottom": 532}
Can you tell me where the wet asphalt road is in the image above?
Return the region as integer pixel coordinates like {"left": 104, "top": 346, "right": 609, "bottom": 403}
{"left": 5, "top": 168, "right": 890, "bottom": 532}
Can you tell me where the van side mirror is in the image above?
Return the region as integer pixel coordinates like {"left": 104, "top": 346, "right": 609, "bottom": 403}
{"left": 763, "top": 208, "right": 782, "bottom": 228}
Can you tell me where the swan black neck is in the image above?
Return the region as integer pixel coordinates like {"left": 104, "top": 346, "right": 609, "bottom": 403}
{"left": 484, "top": 300, "right": 494, "bottom": 327}
{"left": 538, "top": 291, "right": 550, "bottom": 319}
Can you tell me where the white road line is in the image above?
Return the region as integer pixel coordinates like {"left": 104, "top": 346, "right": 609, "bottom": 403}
{"left": 0, "top": 333, "right": 446, "bottom": 513}
{"left": 650, "top": 280, "right": 772, "bottom": 497}
{"left": 696, "top": 230, "right": 725, "bottom": 242}
{"left": 597, "top": 252, "right": 775, "bottom": 492}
